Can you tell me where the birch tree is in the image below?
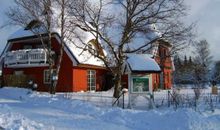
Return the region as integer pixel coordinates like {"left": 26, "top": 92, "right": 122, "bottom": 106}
{"left": 67, "top": 0, "right": 194, "bottom": 97}
{"left": 6, "top": 0, "right": 69, "bottom": 94}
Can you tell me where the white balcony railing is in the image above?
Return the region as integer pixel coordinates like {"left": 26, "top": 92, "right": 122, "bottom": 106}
{"left": 4, "top": 49, "right": 53, "bottom": 67}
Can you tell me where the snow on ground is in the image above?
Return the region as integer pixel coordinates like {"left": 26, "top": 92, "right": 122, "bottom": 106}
{"left": 0, "top": 87, "right": 220, "bottom": 130}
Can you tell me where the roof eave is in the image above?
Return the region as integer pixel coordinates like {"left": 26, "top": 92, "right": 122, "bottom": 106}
{"left": 131, "top": 70, "right": 161, "bottom": 73}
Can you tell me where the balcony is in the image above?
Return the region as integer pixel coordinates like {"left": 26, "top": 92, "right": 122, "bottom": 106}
{"left": 4, "top": 49, "right": 53, "bottom": 68}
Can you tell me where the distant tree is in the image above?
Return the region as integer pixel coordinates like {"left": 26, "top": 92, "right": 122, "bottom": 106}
{"left": 184, "top": 55, "right": 187, "bottom": 65}
{"left": 211, "top": 61, "right": 220, "bottom": 85}
{"left": 189, "top": 56, "right": 192, "bottom": 64}
{"left": 192, "top": 39, "right": 213, "bottom": 87}
{"left": 174, "top": 54, "right": 195, "bottom": 84}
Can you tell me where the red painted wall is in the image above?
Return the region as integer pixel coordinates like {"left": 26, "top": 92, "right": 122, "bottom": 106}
{"left": 72, "top": 66, "right": 107, "bottom": 92}
{"left": 122, "top": 74, "right": 128, "bottom": 89}
{"left": 55, "top": 52, "right": 73, "bottom": 92}
{"left": 153, "top": 45, "right": 173, "bottom": 90}
{"left": 3, "top": 67, "right": 50, "bottom": 91}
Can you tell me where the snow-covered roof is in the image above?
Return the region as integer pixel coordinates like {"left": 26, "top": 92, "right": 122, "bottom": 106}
{"left": 8, "top": 29, "right": 38, "bottom": 40}
{"left": 126, "top": 54, "right": 161, "bottom": 72}
{"left": 7, "top": 27, "right": 104, "bottom": 67}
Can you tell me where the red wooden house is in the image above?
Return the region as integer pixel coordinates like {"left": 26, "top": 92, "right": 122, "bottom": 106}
{"left": 0, "top": 28, "right": 109, "bottom": 92}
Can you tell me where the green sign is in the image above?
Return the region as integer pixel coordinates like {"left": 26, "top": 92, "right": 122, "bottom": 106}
{"left": 132, "top": 77, "right": 149, "bottom": 92}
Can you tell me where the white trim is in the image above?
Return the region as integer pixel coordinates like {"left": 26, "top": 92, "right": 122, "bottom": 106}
{"left": 5, "top": 64, "right": 49, "bottom": 68}
{"left": 87, "top": 70, "right": 96, "bottom": 91}
{"left": 123, "top": 62, "right": 132, "bottom": 75}
{"left": 4, "top": 49, "right": 49, "bottom": 67}
{"left": 130, "top": 74, "right": 153, "bottom": 94}
{"left": 128, "top": 73, "right": 131, "bottom": 108}
{"left": 43, "top": 69, "right": 51, "bottom": 84}
{"left": 0, "top": 41, "right": 12, "bottom": 63}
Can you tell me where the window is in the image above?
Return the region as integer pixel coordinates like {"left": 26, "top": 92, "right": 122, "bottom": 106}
{"left": 87, "top": 70, "right": 96, "bottom": 91}
{"left": 23, "top": 45, "right": 32, "bottom": 49}
{"left": 36, "top": 44, "right": 43, "bottom": 49}
{"left": 132, "top": 77, "right": 149, "bottom": 93}
{"left": 14, "top": 71, "right": 24, "bottom": 75}
{"left": 44, "top": 69, "right": 54, "bottom": 84}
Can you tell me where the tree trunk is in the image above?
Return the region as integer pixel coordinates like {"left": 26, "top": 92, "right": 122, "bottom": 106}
{"left": 113, "top": 73, "right": 122, "bottom": 98}
{"left": 48, "top": 32, "right": 55, "bottom": 94}
{"left": 53, "top": 0, "right": 65, "bottom": 93}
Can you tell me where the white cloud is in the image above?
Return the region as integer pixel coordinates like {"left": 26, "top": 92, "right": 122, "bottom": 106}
{"left": 185, "top": 0, "right": 209, "bottom": 16}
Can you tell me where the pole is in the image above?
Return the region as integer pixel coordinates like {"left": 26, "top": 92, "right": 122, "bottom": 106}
{"left": 123, "top": 92, "right": 125, "bottom": 109}
{"left": 168, "top": 90, "right": 170, "bottom": 107}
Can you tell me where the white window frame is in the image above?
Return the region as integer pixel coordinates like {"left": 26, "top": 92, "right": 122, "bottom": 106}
{"left": 14, "top": 71, "right": 24, "bottom": 75}
{"left": 44, "top": 69, "right": 53, "bottom": 84}
{"left": 130, "top": 74, "right": 152, "bottom": 94}
{"left": 87, "top": 70, "right": 96, "bottom": 91}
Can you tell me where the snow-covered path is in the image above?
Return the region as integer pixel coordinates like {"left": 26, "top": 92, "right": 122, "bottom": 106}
{"left": 0, "top": 87, "right": 220, "bottom": 130}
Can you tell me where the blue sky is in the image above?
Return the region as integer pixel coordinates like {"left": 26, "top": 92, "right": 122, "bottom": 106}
{"left": 0, "top": 0, "right": 220, "bottom": 60}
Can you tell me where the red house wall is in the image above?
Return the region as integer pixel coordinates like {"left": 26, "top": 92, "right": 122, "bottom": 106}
{"left": 2, "top": 53, "right": 73, "bottom": 92}
{"left": 3, "top": 67, "right": 50, "bottom": 91}
{"left": 153, "top": 45, "right": 173, "bottom": 90}
{"left": 72, "top": 66, "right": 107, "bottom": 92}
{"left": 55, "top": 52, "right": 73, "bottom": 92}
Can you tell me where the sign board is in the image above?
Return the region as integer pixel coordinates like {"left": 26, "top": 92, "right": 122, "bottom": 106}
{"left": 132, "top": 77, "right": 149, "bottom": 93}
{"left": 128, "top": 74, "right": 153, "bottom": 109}
{"left": 130, "top": 74, "right": 152, "bottom": 94}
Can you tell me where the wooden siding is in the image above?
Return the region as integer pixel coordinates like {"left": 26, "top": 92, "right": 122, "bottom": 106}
{"left": 72, "top": 66, "right": 107, "bottom": 92}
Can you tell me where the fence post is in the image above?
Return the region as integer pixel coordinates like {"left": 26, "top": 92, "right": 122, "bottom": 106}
{"left": 168, "top": 90, "right": 170, "bottom": 107}
{"left": 122, "top": 88, "right": 128, "bottom": 109}
{"left": 122, "top": 92, "right": 125, "bottom": 109}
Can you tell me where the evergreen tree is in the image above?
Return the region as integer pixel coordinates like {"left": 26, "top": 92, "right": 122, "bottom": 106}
{"left": 184, "top": 55, "right": 187, "bottom": 65}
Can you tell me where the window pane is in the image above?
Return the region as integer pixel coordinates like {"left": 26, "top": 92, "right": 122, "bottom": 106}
{"left": 87, "top": 70, "right": 96, "bottom": 91}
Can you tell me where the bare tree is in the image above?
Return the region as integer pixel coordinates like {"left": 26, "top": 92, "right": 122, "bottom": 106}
{"left": 66, "top": 0, "right": 194, "bottom": 97}
{"left": 193, "top": 39, "right": 212, "bottom": 86}
{"left": 5, "top": 0, "right": 69, "bottom": 94}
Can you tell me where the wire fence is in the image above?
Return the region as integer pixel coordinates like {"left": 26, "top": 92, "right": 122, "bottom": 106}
{"left": 153, "top": 89, "right": 220, "bottom": 111}
{"left": 62, "top": 88, "right": 220, "bottom": 111}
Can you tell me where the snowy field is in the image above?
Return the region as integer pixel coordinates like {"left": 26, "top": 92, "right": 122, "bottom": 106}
{"left": 0, "top": 87, "right": 220, "bottom": 130}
